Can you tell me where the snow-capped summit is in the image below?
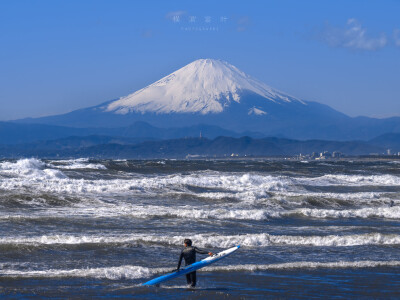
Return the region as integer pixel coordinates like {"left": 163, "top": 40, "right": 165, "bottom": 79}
{"left": 106, "top": 59, "right": 303, "bottom": 115}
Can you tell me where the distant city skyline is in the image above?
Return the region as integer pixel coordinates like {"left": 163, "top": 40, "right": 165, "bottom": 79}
{"left": 0, "top": 0, "right": 399, "bottom": 120}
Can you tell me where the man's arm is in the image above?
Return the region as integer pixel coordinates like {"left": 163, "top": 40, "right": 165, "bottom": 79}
{"left": 177, "top": 251, "right": 184, "bottom": 270}
{"left": 194, "top": 247, "right": 213, "bottom": 256}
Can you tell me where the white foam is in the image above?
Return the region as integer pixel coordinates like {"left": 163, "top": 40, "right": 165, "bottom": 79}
{"left": 0, "top": 158, "right": 66, "bottom": 179}
{"left": 42, "top": 168, "right": 68, "bottom": 179}
{"left": 0, "top": 158, "right": 45, "bottom": 176}
{"left": 205, "top": 260, "right": 400, "bottom": 272}
{"left": 2, "top": 260, "right": 400, "bottom": 280}
{"left": 54, "top": 158, "right": 90, "bottom": 163}
{"left": 285, "top": 206, "right": 400, "bottom": 219}
{"left": 55, "top": 163, "right": 107, "bottom": 170}
{"left": 296, "top": 174, "right": 400, "bottom": 186}
{"left": 1, "top": 159, "right": 398, "bottom": 206}
{"left": 0, "top": 265, "right": 165, "bottom": 280}
{"left": 49, "top": 158, "right": 107, "bottom": 170}
{"left": 3, "top": 200, "right": 400, "bottom": 221}
{"left": 0, "top": 160, "right": 292, "bottom": 201}
{"left": 0, "top": 202, "right": 274, "bottom": 220}
{"left": 2, "top": 232, "right": 400, "bottom": 248}
{"left": 275, "top": 191, "right": 385, "bottom": 202}
{"left": 181, "top": 232, "right": 400, "bottom": 248}
{"left": 1, "top": 159, "right": 398, "bottom": 221}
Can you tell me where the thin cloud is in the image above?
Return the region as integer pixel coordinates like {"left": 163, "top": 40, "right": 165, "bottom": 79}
{"left": 318, "top": 18, "right": 387, "bottom": 51}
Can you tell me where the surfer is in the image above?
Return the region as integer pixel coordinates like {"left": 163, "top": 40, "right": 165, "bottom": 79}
{"left": 176, "top": 239, "right": 213, "bottom": 287}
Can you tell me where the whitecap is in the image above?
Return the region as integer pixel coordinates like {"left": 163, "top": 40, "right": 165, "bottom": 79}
{"left": 2, "top": 232, "right": 400, "bottom": 248}
{"left": 2, "top": 260, "right": 400, "bottom": 280}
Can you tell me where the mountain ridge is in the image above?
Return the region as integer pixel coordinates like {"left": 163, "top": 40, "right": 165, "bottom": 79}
{"left": 0, "top": 135, "right": 392, "bottom": 159}
{"left": 11, "top": 59, "right": 400, "bottom": 140}
{"left": 0, "top": 120, "right": 264, "bottom": 144}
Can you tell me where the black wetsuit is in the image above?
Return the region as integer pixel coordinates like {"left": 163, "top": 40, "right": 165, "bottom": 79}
{"left": 177, "top": 246, "right": 209, "bottom": 287}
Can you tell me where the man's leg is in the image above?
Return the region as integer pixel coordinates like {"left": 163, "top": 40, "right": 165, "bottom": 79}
{"left": 186, "top": 273, "right": 191, "bottom": 285}
{"left": 190, "top": 271, "right": 197, "bottom": 287}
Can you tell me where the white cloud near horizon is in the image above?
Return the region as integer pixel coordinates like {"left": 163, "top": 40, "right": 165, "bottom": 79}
{"left": 319, "top": 18, "right": 387, "bottom": 51}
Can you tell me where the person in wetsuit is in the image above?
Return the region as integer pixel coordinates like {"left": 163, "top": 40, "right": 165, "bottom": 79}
{"left": 176, "top": 238, "right": 213, "bottom": 287}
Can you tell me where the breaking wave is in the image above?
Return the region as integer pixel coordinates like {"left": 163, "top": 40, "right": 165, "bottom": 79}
{"left": 0, "top": 265, "right": 163, "bottom": 280}
{"left": 0, "top": 159, "right": 290, "bottom": 199}
{"left": 1, "top": 159, "right": 399, "bottom": 209}
{"left": 205, "top": 260, "right": 400, "bottom": 272}
{"left": 2, "top": 260, "right": 400, "bottom": 280}
{"left": 2, "top": 202, "right": 400, "bottom": 221}
{"left": 297, "top": 174, "right": 400, "bottom": 186}
{"left": 48, "top": 158, "right": 107, "bottom": 170}
{"left": 283, "top": 206, "right": 400, "bottom": 219}
{"left": 0, "top": 158, "right": 66, "bottom": 179}
{"left": 2, "top": 232, "right": 400, "bottom": 248}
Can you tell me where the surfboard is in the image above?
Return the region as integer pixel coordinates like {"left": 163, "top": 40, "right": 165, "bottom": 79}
{"left": 142, "top": 245, "right": 240, "bottom": 286}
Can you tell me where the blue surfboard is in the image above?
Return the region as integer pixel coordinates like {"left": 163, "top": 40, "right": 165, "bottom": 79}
{"left": 142, "top": 245, "right": 240, "bottom": 286}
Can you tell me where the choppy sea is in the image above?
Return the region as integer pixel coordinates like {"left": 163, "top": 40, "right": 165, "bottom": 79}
{"left": 1, "top": 158, "right": 400, "bottom": 298}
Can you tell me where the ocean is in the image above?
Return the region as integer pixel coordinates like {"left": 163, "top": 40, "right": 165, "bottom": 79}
{"left": 1, "top": 158, "right": 400, "bottom": 298}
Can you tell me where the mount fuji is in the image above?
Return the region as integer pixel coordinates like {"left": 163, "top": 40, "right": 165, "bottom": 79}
{"left": 16, "top": 59, "right": 400, "bottom": 140}
{"left": 106, "top": 59, "right": 304, "bottom": 115}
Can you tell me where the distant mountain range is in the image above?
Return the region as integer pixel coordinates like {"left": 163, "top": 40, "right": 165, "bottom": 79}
{"left": 12, "top": 59, "right": 400, "bottom": 141}
{"left": 0, "top": 121, "right": 259, "bottom": 145}
{"left": 1, "top": 133, "right": 398, "bottom": 159}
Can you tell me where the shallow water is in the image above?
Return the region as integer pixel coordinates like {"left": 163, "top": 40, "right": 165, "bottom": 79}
{"left": 1, "top": 158, "right": 400, "bottom": 298}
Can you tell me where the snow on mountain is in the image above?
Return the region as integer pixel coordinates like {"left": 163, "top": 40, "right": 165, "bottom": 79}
{"left": 248, "top": 107, "right": 267, "bottom": 115}
{"left": 106, "top": 59, "right": 304, "bottom": 115}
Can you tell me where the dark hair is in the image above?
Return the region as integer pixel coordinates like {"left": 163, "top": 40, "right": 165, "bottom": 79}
{"left": 184, "top": 239, "right": 192, "bottom": 246}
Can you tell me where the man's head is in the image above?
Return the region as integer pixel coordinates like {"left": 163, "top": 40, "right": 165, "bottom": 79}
{"left": 184, "top": 238, "right": 192, "bottom": 247}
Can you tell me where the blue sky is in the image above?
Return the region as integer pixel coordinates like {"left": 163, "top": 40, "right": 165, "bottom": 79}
{"left": 0, "top": 0, "right": 399, "bottom": 120}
